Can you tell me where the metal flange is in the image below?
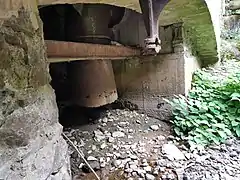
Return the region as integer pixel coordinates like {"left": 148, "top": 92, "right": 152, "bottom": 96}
{"left": 139, "top": 0, "right": 170, "bottom": 54}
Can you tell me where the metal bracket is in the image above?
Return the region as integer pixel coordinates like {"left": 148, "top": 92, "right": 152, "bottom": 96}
{"left": 139, "top": 0, "right": 170, "bottom": 54}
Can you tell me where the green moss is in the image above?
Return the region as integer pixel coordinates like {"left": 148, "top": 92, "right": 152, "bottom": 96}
{"left": 0, "top": 8, "right": 50, "bottom": 90}
{"left": 237, "top": 41, "right": 240, "bottom": 51}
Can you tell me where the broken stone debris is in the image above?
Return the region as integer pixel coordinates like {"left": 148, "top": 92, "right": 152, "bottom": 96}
{"left": 65, "top": 109, "right": 240, "bottom": 180}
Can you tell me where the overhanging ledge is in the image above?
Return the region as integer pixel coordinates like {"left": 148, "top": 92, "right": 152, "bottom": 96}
{"left": 45, "top": 40, "right": 141, "bottom": 63}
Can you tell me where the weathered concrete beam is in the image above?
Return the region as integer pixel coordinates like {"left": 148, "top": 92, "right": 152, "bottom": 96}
{"left": 46, "top": 40, "right": 141, "bottom": 63}
{"left": 38, "top": 0, "right": 140, "bottom": 11}
{"left": 40, "top": 0, "right": 220, "bottom": 66}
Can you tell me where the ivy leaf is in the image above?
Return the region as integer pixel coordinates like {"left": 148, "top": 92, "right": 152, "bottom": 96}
{"left": 218, "top": 131, "right": 227, "bottom": 139}
{"left": 212, "top": 123, "right": 226, "bottom": 129}
{"left": 199, "top": 120, "right": 210, "bottom": 126}
{"left": 218, "top": 103, "right": 227, "bottom": 111}
{"left": 209, "top": 135, "right": 220, "bottom": 145}
{"left": 228, "top": 107, "right": 237, "bottom": 114}
{"left": 168, "top": 66, "right": 240, "bottom": 149}
{"left": 186, "top": 121, "right": 192, "bottom": 127}
{"left": 231, "top": 121, "right": 238, "bottom": 127}
{"left": 209, "top": 107, "right": 220, "bottom": 115}
{"left": 235, "top": 125, "right": 240, "bottom": 137}
{"left": 174, "top": 127, "right": 181, "bottom": 136}
{"left": 206, "top": 113, "right": 214, "bottom": 119}
{"left": 230, "top": 92, "right": 240, "bottom": 101}
{"left": 224, "top": 128, "right": 232, "bottom": 136}
{"left": 216, "top": 114, "right": 224, "bottom": 120}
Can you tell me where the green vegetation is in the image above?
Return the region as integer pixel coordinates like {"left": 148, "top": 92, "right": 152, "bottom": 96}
{"left": 165, "top": 61, "right": 240, "bottom": 150}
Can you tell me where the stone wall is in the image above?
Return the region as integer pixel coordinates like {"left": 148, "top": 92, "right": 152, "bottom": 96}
{"left": 220, "top": 0, "right": 240, "bottom": 59}
{"left": 0, "top": 1, "right": 71, "bottom": 179}
{"left": 223, "top": 0, "right": 240, "bottom": 35}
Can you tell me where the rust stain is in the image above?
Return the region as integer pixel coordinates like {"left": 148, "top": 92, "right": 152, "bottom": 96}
{"left": 45, "top": 40, "right": 141, "bottom": 60}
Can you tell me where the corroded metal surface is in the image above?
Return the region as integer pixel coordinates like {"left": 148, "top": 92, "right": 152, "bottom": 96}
{"left": 68, "top": 60, "right": 118, "bottom": 107}
{"left": 45, "top": 40, "right": 141, "bottom": 60}
{"left": 65, "top": 4, "right": 118, "bottom": 107}
{"left": 139, "top": 0, "right": 170, "bottom": 54}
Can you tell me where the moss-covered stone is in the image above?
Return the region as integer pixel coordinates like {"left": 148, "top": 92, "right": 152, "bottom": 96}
{"left": 0, "top": 8, "right": 50, "bottom": 90}
{"left": 0, "top": 3, "right": 71, "bottom": 179}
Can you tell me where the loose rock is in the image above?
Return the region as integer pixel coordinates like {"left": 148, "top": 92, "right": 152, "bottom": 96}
{"left": 87, "top": 156, "right": 98, "bottom": 161}
{"left": 150, "top": 125, "right": 159, "bottom": 131}
{"left": 162, "top": 143, "right": 185, "bottom": 160}
{"left": 112, "top": 131, "right": 125, "bottom": 138}
{"left": 145, "top": 173, "right": 156, "bottom": 180}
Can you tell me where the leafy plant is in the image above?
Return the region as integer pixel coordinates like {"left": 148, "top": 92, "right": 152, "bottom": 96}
{"left": 164, "top": 64, "right": 240, "bottom": 149}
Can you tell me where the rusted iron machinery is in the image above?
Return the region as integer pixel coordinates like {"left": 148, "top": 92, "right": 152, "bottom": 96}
{"left": 139, "top": 0, "right": 170, "bottom": 54}
{"left": 41, "top": 0, "right": 170, "bottom": 108}
{"left": 65, "top": 4, "right": 125, "bottom": 107}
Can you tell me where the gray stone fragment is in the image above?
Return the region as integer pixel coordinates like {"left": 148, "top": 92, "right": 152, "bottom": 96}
{"left": 100, "top": 143, "right": 107, "bottom": 149}
{"left": 112, "top": 160, "right": 122, "bottom": 168}
{"left": 112, "top": 131, "right": 125, "bottom": 138}
{"left": 102, "top": 117, "right": 108, "bottom": 123}
{"left": 94, "top": 130, "right": 105, "bottom": 141}
{"left": 91, "top": 145, "right": 97, "bottom": 151}
{"left": 166, "top": 173, "right": 175, "bottom": 179}
{"left": 162, "top": 143, "right": 185, "bottom": 160}
{"left": 157, "top": 135, "right": 166, "bottom": 141}
{"left": 127, "top": 178, "right": 134, "bottom": 180}
{"left": 131, "top": 171, "right": 138, "bottom": 177}
{"left": 175, "top": 168, "right": 184, "bottom": 180}
{"left": 87, "top": 156, "right": 98, "bottom": 161}
{"left": 150, "top": 125, "right": 159, "bottom": 131}
{"left": 108, "top": 137, "right": 115, "bottom": 143}
{"left": 125, "top": 168, "right": 133, "bottom": 173}
{"left": 130, "top": 155, "right": 138, "bottom": 160}
{"left": 159, "top": 167, "right": 166, "bottom": 172}
{"left": 145, "top": 173, "right": 155, "bottom": 180}
{"left": 100, "top": 161, "right": 106, "bottom": 168}
{"left": 129, "top": 164, "right": 138, "bottom": 171}
{"left": 136, "top": 120, "right": 142, "bottom": 124}
{"left": 143, "top": 166, "right": 152, "bottom": 172}
{"left": 229, "top": 151, "right": 238, "bottom": 157}
{"left": 128, "top": 129, "right": 134, "bottom": 133}
{"left": 152, "top": 169, "right": 159, "bottom": 175}
{"left": 137, "top": 169, "right": 146, "bottom": 178}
